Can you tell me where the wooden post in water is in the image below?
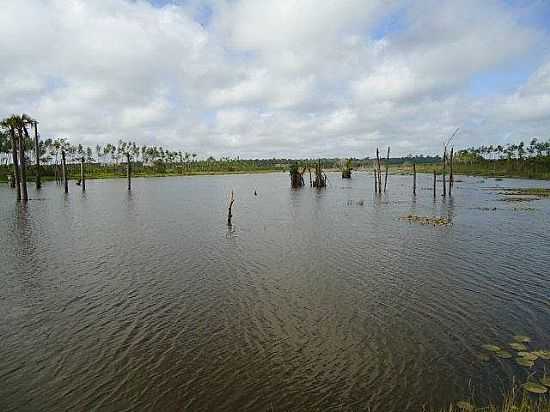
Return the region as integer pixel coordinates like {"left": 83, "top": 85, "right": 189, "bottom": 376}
{"left": 61, "top": 150, "right": 68, "bottom": 193}
{"left": 376, "top": 148, "right": 382, "bottom": 194}
{"left": 442, "top": 148, "right": 447, "bottom": 197}
{"left": 413, "top": 162, "right": 416, "bottom": 195}
{"left": 18, "top": 127, "right": 28, "bottom": 202}
{"left": 126, "top": 152, "right": 131, "bottom": 191}
{"left": 449, "top": 147, "right": 454, "bottom": 196}
{"left": 227, "top": 190, "right": 235, "bottom": 226}
{"left": 433, "top": 170, "right": 436, "bottom": 198}
{"left": 34, "top": 121, "right": 41, "bottom": 190}
{"left": 10, "top": 126, "right": 21, "bottom": 201}
{"left": 308, "top": 163, "right": 312, "bottom": 187}
{"left": 374, "top": 168, "right": 377, "bottom": 192}
{"left": 80, "top": 157, "right": 86, "bottom": 192}
{"left": 384, "top": 146, "right": 390, "bottom": 192}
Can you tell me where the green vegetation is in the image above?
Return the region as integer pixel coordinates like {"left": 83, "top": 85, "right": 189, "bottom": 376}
{"left": 439, "top": 389, "right": 550, "bottom": 412}
{"left": 416, "top": 139, "right": 550, "bottom": 179}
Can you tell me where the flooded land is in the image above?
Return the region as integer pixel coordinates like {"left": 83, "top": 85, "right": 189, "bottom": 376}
{"left": 1, "top": 172, "right": 549, "bottom": 411}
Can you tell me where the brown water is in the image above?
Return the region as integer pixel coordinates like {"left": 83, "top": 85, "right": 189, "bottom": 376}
{"left": 1, "top": 172, "right": 549, "bottom": 411}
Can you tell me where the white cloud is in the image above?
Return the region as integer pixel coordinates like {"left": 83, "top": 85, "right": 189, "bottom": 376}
{"left": 0, "top": 0, "right": 549, "bottom": 158}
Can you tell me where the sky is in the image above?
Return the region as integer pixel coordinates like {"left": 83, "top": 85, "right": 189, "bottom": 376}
{"left": 1, "top": 0, "right": 550, "bottom": 159}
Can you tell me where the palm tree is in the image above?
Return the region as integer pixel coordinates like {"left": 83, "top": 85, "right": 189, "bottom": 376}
{"left": 1, "top": 116, "right": 21, "bottom": 199}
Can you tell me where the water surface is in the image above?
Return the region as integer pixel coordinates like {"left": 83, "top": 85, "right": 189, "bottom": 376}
{"left": 1, "top": 172, "right": 549, "bottom": 411}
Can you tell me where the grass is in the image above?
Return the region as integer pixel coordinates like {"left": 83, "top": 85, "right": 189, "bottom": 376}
{"left": 437, "top": 388, "right": 550, "bottom": 412}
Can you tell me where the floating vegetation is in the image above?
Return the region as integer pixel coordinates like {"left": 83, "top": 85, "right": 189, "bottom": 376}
{"left": 518, "top": 352, "right": 538, "bottom": 361}
{"left": 533, "top": 350, "right": 550, "bottom": 360}
{"left": 456, "top": 400, "right": 474, "bottom": 411}
{"left": 522, "top": 382, "right": 548, "bottom": 394}
{"left": 540, "top": 376, "right": 550, "bottom": 387}
{"left": 509, "top": 342, "right": 528, "bottom": 351}
{"left": 482, "top": 344, "right": 502, "bottom": 352}
{"left": 513, "top": 207, "right": 537, "bottom": 212}
{"left": 496, "top": 351, "right": 513, "bottom": 359}
{"left": 400, "top": 215, "right": 452, "bottom": 226}
{"left": 502, "top": 188, "right": 550, "bottom": 197}
{"left": 477, "top": 353, "right": 491, "bottom": 362}
{"left": 498, "top": 196, "right": 540, "bottom": 202}
{"left": 514, "top": 335, "right": 531, "bottom": 343}
{"left": 516, "top": 357, "right": 535, "bottom": 367}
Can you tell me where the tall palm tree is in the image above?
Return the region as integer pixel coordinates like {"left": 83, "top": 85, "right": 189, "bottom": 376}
{"left": 1, "top": 116, "right": 21, "bottom": 200}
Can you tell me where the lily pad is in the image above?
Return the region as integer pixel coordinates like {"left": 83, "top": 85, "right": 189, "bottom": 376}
{"left": 533, "top": 350, "right": 550, "bottom": 360}
{"left": 495, "top": 351, "right": 513, "bottom": 359}
{"left": 516, "top": 357, "right": 535, "bottom": 367}
{"left": 477, "top": 353, "right": 491, "bottom": 362}
{"left": 517, "top": 352, "right": 538, "bottom": 361}
{"left": 540, "top": 376, "right": 550, "bottom": 387}
{"left": 513, "top": 335, "right": 531, "bottom": 343}
{"left": 522, "top": 382, "right": 548, "bottom": 394}
{"left": 509, "top": 342, "right": 527, "bottom": 351}
{"left": 456, "top": 400, "right": 474, "bottom": 411}
{"left": 482, "top": 344, "right": 501, "bottom": 352}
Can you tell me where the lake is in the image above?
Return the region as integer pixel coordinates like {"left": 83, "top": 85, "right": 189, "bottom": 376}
{"left": 1, "top": 172, "right": 549, "bottom": 411}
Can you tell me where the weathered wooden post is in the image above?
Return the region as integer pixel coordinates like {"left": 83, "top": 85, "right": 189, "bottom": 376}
{"left": 80, "top": 157, "right": 86, "bottom": 192}
{"left": 433, "top": 170, "right": 436, "bottom": 198}
{"left": 61, "top": 150, "right": 68, "bottom": 193}
{"left": 384, "top": 146, "right": 390, "bottom": 192}
{"left": 18, "top": 127, "right": 28, "bottom": 202}
{"left": 126, "top": 152, "right": 131, "bottom": 191}
{"left": 374, "top": 169, "right": 377, "bottom": 192}
{"left": 10, "top": 126, "right": 21, "bottom": 201}
{"left": 33, "top": 121, "right": 41, "bottom": 190}
{"left": 449, "top": 147, "right": 454, "bottom": 196}
{"left": 413, "top": 162, "right": 416, "bottom": 195}
{"left": 227, "top": 190, "right": 235, "bottom": 226}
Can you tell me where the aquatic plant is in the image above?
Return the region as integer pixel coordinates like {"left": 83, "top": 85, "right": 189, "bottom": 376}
{"left": 482, "top": 344, "right": 502, "bottom": 352}
{"left": 522, "top": 382, "right": 548, "bottom": 394}
{"left": 513, "top": 335, "right": 531, "bottom": 343}
{"left": 495, "top": 351, "right": 513, "bottom": 359}
{"left": 516, "top": 357, "right": 535, "bottom": 367}
{"left": 509, "top": 342, "right": 528, "bottom": 351}
{"left": 400, "top": 215, "right": 451, "bottom": 226}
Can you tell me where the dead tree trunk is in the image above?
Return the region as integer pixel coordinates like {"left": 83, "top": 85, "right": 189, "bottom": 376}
{"left": 449, "top": 147, "right": 454, "bottom": 196}
{"left": 413, "top": 162, "right": 416, "bottom": 195}
{"left": 18, "top": 127, "right": 28, "bottom": 202}
{"left": 10, "top": 127, "right": 21, "bottom": 201}
{"left": 227, "top": 190, "right": 235, "bottom": 226}
{"left": 126, "top": 153, "right": 131, "bottom": 191}
{"left": 34, "top": 121, "right": 41, "bottom": 190}
{"left": 80, "top": 157, "right": 86, "bottom": 192}
{"left": 374, "top": 169, "right": 377, "bottom": 192}
{"left": 62, "top": 150, "right": 68, "bottom": 193}
{"left": 433, "top": 170, "right": 437, "bottom": 198}
{"left": 442, "top": 148, "right": 447, "bottom": 197}
{"left": 384, "top": 146, "right": 390, "bottom": 192}
{"left": 376, "top": 148, "right": 382, "bottom": 194}
{"left": 308, "top": 163, "right": 312, "bottom": 187}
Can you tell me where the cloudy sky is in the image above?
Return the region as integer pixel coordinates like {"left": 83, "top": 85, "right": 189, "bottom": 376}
{"left": 2, "top": 0, "right": 550, "bottom": 158}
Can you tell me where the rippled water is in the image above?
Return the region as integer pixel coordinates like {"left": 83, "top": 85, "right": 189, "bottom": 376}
{"left": 1, "top": 172, "right": 549, "bottom": 411}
